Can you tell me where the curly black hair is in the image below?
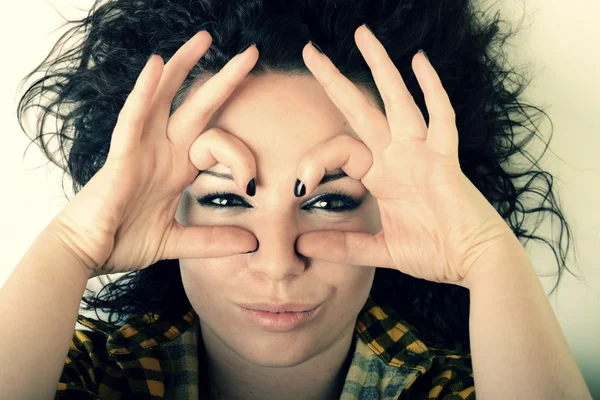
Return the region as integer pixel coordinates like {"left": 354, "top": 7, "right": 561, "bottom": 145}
{"left": 17, "top": 0, "right": 584, "bottom": 353}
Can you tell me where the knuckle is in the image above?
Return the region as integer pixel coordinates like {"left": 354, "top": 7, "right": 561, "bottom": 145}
{"left": 383, "top": 91, "right": 404, "bottom": 108}
{"left": 116, "top": 110, "right": 132, "bottom": 126}
{"left": 116, "top": 117, "right": 137, "bottom": 134}
{"left": 322, "top": 68, "right": 343, "bottom": 91}
{"left": 242, "top": 160, "right": 255, "bottom": 174}
{"left": 121, "top": 104, "right": 146, "bottom": 125}
{"left": 199, "top": 128, "right": 228, "bottom": 147}
{"left": 352, "top": 109, "right": 373, "bottom": 127}
{"left": 369, "top": 57, "right": 387, "bottom": 71}
{"left": 299, "top": 147, "right": 320, "bottom": 168}
{"left": 436, "top": 109, "right": 455, "bottom": 123}
{"left": 339, "top": 134, "right": 358, "bottom": 148}
{"left": 321, "top": 76, "right": 336, "bottom": 92}
{"left": 342, "top": 233, "right": 352, "bottom": 264}
{"left": 204, "top": 127, "right": 225, "bottom": 139}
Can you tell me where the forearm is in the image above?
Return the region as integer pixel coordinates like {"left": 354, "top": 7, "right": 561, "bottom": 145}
{"left": 464, "top": 234, "right": 592, "bottom": 399}
{"left": 0, "top": 221, "right": 92, "bottom": 399}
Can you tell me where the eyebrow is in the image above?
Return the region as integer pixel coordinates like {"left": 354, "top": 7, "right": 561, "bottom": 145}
{"left": 196, "top": 169, "right": 348, "bottom": 186}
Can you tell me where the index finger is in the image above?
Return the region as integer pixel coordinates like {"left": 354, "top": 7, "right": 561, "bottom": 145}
{"left": 151, "top": 30, "right": 213, "bottom": 113}
{"left": 167, "top": 44, "right": 259, "bottom": 150}
{"left": 302, "top": 41, "right": 391, "bottom": 153}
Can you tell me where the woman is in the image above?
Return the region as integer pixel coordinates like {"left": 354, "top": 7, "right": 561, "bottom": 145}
{"left": 1, "top": 0, "right": 592, "bottom": 398}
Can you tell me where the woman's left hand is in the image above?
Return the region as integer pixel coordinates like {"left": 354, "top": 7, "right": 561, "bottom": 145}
{"left": 295, "top": 25, "right": 517, "bottom": 287}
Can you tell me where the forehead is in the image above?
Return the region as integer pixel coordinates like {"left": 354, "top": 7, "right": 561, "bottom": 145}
{"left": 198, "top": 73, "right": 360, "bottom": 183}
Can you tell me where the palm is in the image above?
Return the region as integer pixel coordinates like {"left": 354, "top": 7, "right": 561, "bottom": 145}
{"left": 298, "top": 28, "right": 513, "bottom": 286}
{"left": 98, "top": 141, "right": 195, "bottom": 273}
{"left": 364, "top": 139, "right": 475, "bottom": 284}
{"left": 56, "top": 35, "right": 260, "bottom": 277}
{"left": 64, "top": 137, "right": 189, "bottom": 275}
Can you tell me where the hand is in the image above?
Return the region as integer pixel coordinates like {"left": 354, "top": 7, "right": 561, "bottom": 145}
{"left": 54, "top": 31, "right": 259, "bottom": 278}
{"left": 295, "top": 25, "right": 514, "bottom": 287}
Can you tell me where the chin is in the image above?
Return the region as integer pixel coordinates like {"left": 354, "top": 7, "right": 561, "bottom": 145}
{"left": 232, "top": 333, "right": 321, "bottom": 368}
{"left": 200, "top": 318, "right": 326, "bottom": 368}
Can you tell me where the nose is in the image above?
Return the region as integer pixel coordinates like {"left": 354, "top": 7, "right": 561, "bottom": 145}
{"left": 246, "top": 214, "right": 307, "bottom": 281}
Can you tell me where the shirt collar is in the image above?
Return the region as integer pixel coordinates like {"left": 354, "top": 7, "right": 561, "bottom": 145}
{"left": 76, "top": 294, "right": 433, "bottom": 371}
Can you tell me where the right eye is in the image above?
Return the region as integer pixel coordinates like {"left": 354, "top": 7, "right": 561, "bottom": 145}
{"left": 195, "top": 192, "right": 252, "bottom": 209}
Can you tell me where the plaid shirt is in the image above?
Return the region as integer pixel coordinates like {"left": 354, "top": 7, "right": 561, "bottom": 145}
{"left": 56, "top": 295, "right": 474, "bottom": 399}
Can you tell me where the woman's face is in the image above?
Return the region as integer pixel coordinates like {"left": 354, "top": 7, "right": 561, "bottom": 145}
{"left": 176, "top": 72, "right": 381, "bottom": 367}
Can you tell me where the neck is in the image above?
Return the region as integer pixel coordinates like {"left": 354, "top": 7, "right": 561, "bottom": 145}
{"left": 198, "top": 325, "right": 356, "bottom": 400}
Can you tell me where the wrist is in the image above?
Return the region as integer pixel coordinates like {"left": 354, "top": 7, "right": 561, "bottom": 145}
{"left": 45, "top": 218, "right": 101, "bottom": 279}
{"left": 462, "top": 233, "right": 532, "bottom": 290}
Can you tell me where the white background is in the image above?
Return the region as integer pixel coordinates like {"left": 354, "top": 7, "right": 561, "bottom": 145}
{"left": 1, "top": 0, "right": 598, "bottom": 396}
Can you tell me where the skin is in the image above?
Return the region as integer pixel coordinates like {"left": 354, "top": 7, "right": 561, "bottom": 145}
{"left": 175, "top": 73, "right": 383, "bottom": 400}
{"left": 2, "top": 20, "right": 589, "bottom": 399}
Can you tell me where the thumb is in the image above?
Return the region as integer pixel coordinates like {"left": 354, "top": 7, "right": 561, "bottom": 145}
{"left": 163, "top": 223, "right": 258, "bottom": 260}
{"left": 296, "top": 230, "right": 392, "bottom": 268}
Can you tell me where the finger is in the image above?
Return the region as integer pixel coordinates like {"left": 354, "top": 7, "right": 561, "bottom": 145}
{"left": 295, "top": 135, "right": 372, "bottom": 197}
{"left": 296, "top": 230, "right": 392, "bottom": 268}
{"left": 109, "top": 55, "right": 164, "bottom": 158}
{"left": 147, "top": 31, "right": 213, "bottom": 130}
{"left": 188, "top": 128, "right": 257, "bottom": 196}
{"left": 302, "top": 42, "right": 391, "bottom": 153}
{"left": 354, "top": 25, "right": 428, "bottom": 140}
{"left": 164, "top": 224, "right": 258, "bottom": 259}
{"left": 412, "top": 51, "right": 459, "bottom": 157}
{"left": 167, "top": 44, "right": 259, "bottom": 150}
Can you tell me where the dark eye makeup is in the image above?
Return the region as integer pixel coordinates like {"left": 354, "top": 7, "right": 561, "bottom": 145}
{"left": 195, "top": 190, "right": 362, "bottom": 213}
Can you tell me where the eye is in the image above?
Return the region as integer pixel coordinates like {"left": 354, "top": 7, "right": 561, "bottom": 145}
{"left": 195, "top": 190, "right": 362, "bottom": 213}
{"left": 302, "top": 191, "right": 362, "bottom": 213}
{"left": 195, "top": 192, "right": 250, "bottom": 209}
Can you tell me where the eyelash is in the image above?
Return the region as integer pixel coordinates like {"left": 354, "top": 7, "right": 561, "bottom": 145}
{"left": 195, "top": 190, "right": 362, "bottom": 213}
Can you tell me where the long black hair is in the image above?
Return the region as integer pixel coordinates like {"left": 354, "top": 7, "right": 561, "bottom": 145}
{"left": 17, "top": 0, "right": 584, "bottom": 353}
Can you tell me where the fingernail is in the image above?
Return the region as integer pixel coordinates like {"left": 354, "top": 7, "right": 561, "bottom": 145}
{"left": 294, "top": 179, "right": 306, "bottom": 197}
{"left": 418, "top": 49, "right": 429, "bottom": 61}
{"left": 309, "top": 41, "right": 324, "bottom": 54}
{"left": 244, "top": 242, "right": 259, "bottom": 254}
{"left": 363, "top": 23, "right": 374, "bottom": 35}
{"left": 246, "top": 178, "right": 256, "bottom": 197}
{"left": 237, "top": 42, "right": 256, "bottom": 55}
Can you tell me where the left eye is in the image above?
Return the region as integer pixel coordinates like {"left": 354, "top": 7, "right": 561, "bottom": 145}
{"left": 303, "top": 193, "right": 360, "bottom": 212}
{"left": 195, "top": 192, "right": 361, "bottom": 213}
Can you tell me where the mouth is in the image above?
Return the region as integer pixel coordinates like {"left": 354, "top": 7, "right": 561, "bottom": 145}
{"left": 238, "top": 302, "right": 320, "bottom": 313}
{"left": 242, "top": 307, "right": 319, "bottom": 314}
{"left": 240, "top": 305, "right": 320, "bottom": 332}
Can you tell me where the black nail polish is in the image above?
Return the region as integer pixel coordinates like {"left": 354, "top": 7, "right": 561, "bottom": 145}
{"left": 244, "top": 242, "right": 259, "bottom": 254}
{"left": 309, "top": 41, "right": 324, "bottom": 54}
{"left": 294, "top": 179, "right": 306, "bottom": 197}
{"left": 237, "top": 42, "right": 255, "bottom": 55}
{"left": 364, "top": 23, "right": 374, "bottom": 35}
{"left": 418, "top": 49, "right": 429, "bottom": 61}
{"left": 246, "top": 178, "right": 256, "bottom": 196}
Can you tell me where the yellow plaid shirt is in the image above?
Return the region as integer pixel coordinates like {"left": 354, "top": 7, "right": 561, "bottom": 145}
{"left": 56, "top": 295, "right": 474, "bottom": 399}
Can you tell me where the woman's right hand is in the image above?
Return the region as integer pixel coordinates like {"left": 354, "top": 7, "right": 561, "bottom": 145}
{"left": 53, "top": 31, "right": 259, "bottom": 278}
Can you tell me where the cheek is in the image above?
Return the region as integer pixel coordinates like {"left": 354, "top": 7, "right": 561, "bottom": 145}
{"left": 298, "top": 200, "right": 381, "bottom": 236}
{"left": 362, "top": 195, "right": 382, "bottom": 233}
{"left": 179, "top": 257, "right": 245, "bottom": 308}
{"left": 176, "top": 191, "right": 251, "bottom": 228}
{"left": 314, "top": 262, "right": 375, "bottom": 301}
{"left": 315, "top": 194, "right": 380, "bottom": 234}
{"left": 175, "top": 192, "right": 194, "bottom": 226}
{"left": 314, "top": 264, "right": 375, "bottom": 325}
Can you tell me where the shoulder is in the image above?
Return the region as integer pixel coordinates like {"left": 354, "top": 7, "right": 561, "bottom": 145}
{"left": 56, "top": 326, "right": 113, "bottom": 399}
{"left": 400, "top": 346, "right": 474, "bottom": 400}
{"left": 353, "top": 296, "right": 475, "bottom": 399}
{"left": 56, "top": 309, "right": 200, "bottom": 399}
